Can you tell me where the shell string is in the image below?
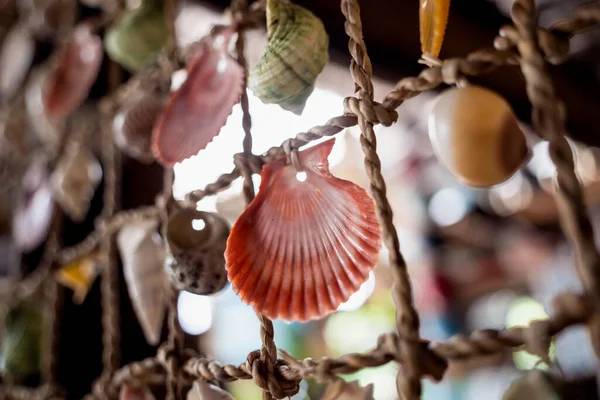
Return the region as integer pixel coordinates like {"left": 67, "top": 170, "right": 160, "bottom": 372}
{"left": 340, "top": 0, "right": 428, "bottom": 398}
{"left": 502, "top": 0, "right": 600, "bottom": 359}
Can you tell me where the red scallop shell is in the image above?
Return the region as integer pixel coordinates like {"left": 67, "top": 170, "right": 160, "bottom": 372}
{"left": 43, "top": 23, "right": 103, "bottom": 119}
{"left": 225, "top": 138, "right": 382, "bottom": 322}
{"left": 151, "top": 32, "right": 244, "bottom": 166}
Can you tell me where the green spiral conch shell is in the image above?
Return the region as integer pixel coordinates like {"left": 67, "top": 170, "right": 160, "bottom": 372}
{"left": 0, "top": 301, "right": 42, "bottom": 383}
{"left": 104, "top": 1, "right": 168, "bottom": 72}
{"left": 249, "top": 0, "right": 329, "bottom": 115}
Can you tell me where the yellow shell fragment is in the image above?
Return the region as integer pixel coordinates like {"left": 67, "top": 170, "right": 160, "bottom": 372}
{"left": 248, "top": 0, "right": 329, "bottom": 115}
{"left": 428, "top": 86, "right": 529, "bottom": 188}
{"left": 419, "top": 0, "right": 450, "bottom": 58}
{"left": 55, "top": 252, "right": 102, "bottom": 304}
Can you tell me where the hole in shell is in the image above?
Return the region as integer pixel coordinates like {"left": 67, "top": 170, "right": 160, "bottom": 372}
{"left": 192, "top": 218, "right": 206, "bottom": 231}
{"left": 295, "top": 171, "right": 307, "bottom": 182}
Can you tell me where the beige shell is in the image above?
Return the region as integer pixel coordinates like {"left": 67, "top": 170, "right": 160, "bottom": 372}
{"left": 428, "top": 86, "right": 529, "bottom": 188}
{"left": 502, "top": 371, "right": 561, "bottom": 400}
{"left": 50, "top": 142, "right": 102, "bottom": 222}
{"left": 248, "top": 0, "right": 329, "bottom": 115}
{"left": 322, "top": 380, "right": 374, "bottom": 400}
{"left": 186, "top": 381, "right": 234, "bottom": 400}
{"left": 165, "top": 209, "right": 230, "bottom": 295}
{"left": 117, "top": 219, "right": 167, "bottom": 345}
{"left": 0, "top": 22, "right": 35, "bottom": 101}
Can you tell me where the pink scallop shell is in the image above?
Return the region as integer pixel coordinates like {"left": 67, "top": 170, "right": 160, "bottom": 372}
{"left": 151, "top": 32, "right": 244, "bottom": 166}
{"left": 42, "top": 22, "right": 103, "bottom": 119}
{"left": 225, "top": 138, "right": 382, "bottom": 322}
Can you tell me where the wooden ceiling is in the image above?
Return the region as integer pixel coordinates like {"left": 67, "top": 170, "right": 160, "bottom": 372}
{"left": 199, "top": 0, "right": 600, "bottom": 148}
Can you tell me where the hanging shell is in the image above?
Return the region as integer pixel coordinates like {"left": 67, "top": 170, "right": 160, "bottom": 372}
{"left": 428, "top": 86, "right": 529, "bottom": 188}
{"left": 12, "top": 158, "right": 55, "bottom": 253}
{"left": 43, "top": 22, "right": 103, "bottom": 119}
{"left": 50, "top": 142, "right": 103, "bottom": 222}
{"left": 104, "top": 2, "right": 168, "bottom": 72}
{"left": 113, "top": 94, "right": 166, "bottom": 163}
{"left": 117, "top": 219, "right": 167, "bottom": 345}
{"left": 248, "top": 0, "right": 329, "bottom": 115}
{"left": 0, "top": 300, "right": 42, "bottom": 383}
{"left": 165, "top": 209, "right": 230, "bottom": 295}
{"left": 25, "top": 67, "right": 65, "bottom": 148}
{"left": 186, "top": 381, "right": 234, "bottom": 400}
{"left": 502, "top": 371, "right": 561, "bottom": 400}
{"left": 419, "top": 0, "right": 450, "bottom": 59}
{"left": 0, "top": 22, "right": 35, "bottom": 101}
{"left": 119, "top": 384, "right": 156, "bottom": 400}
{"left": 322, "top": 380, "right": 374, "bottom": 400}
{"left": 55, "top": 252, "right": 102, "bottom": 304}
{"left": 225, "top": 138, "right": 382, "bottom": 322}
{"left": 152, "top": 28, "right": 244, "bottom": 166}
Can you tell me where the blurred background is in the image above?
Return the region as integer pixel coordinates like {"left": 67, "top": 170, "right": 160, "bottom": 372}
{"left": 2, "top": 0, "right": 600, "bottom": 399}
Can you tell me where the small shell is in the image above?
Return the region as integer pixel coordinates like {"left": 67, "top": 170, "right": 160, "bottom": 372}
{"left": 225, "top": 138, "right": 382, "bottom": 322}
{"left": 419, "top": 0, "right": 450, "bottom": 58}
{"left": 248, "top": 0, "right": 329, "bottom": 114}
{"left": 119, "top": 384, "right": 156, "bottom": 400}
{"left": 186, "top": 381, "right": 234, "bottom": 400}
{"left": 55, "top": 253, "right": 102, "bottom": 304}
{"left": 152, "top": 30, "right": 244, "bottom": 166}
{"left": 50, "top": 142, "right": 103, "bottom": 222}
{"left": 165, "top": 209, "right": 230, "bottom": 295}
{"left": 25, "top": 67, "right": 65, "bottom": 147}
{"left": 502, "top": 371, "right": 561, "bottom": 400}
{"left": 428, "top": 86, "right": 529, "bottom": 188}
{"left": 104, "top": 4, "right": 168, "bottom": 72}
{"left": 42, "top": 22, "right": 103, "bottom": 119}
{"left": 0, "top": 22, "right": 35, "bottom": 101}
{"left": 322, "top": 380, "right": 374, "bottom": 400}
{"left": 19, "top": 0, "right": 76, "bottom": 39}
{"left": 12, "top": 158, "right": 55, "bottom": 253}
{"left": 113, "top": 94, "right": 166, "bottom": 163}
{"left": 117, "top": 219, "right": 167, "bottom": 345}
{"left": 0, "top": 301, "right": 42, "bottom": 382}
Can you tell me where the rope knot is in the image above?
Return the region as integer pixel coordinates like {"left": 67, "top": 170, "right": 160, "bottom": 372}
{"left": 343, "top": 97, "right": 398, "bottom": 127}
{"left": 246, "top": 350, "right": 301, "bottom": 399}
{"left": 233, "top": 152, "right": 264, "bottom": 175}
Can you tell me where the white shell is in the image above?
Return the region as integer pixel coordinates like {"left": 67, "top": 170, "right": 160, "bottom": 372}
{"left": 0, "top": 22, "right": 35, "bottom": 101}
{"left": 117, "top": 219, "right": 167, "bottom": 345}
{"left": 186, "top": 381, "right": 234, "bottom": 400}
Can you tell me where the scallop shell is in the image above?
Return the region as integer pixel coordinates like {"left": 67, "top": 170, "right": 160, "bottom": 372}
{"left": 0, "top": 22, "right": 35, "bottom": 101}
{"left": 104, "top": 3, "right": 168, "bottom": 72}
{"left": 50, "top": 142, "right": 103, "bottom": 222}
{"left": 165, "top": 209, "right": 230, "bottom": 295}
{"left": 42, "top": 22, "right": 103, "bottom": 119}
{"left": 248, "top": 0, "right": 329, "bottom": 115}
{"left": 419, "top": 0, "right": 450, "bottom": 58}
{"left": 322, "top": 380, "right": 374, "bottom": 400}
{"left": 0, "top": 300, "right": 42, "bottom": 383}
{"left": 113, "top": 94, "right": 166, "bottom": 163}
{"left": 117, "top": 219, "right": 167, "bottom": 345}
{"left": 119, "top": 384, "right": 156, "bottom": 400}
{"left": 12, "top": 158, "right": 55, "bottom": 253}
{"left": 428, "top": 86, "right": 529, "bottom": 188}
{"left": 225, "top": 138, "right": 382, "bottom": 322}
{"left": 55, "top": 252, "right": 102, "bottom": 304}
{"left": 152, "top": 29, "right": 244, "bottom": 166}
{"left": 186, "top": 381, "right": 234, "bottom": 400}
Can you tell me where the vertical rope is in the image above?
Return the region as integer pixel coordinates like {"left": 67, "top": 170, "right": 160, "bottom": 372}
{"left": 340, "top": 1, "right": 422, "bottom": 399}
{"left": 506, "top": 0, "right": 600, "bottom": 358}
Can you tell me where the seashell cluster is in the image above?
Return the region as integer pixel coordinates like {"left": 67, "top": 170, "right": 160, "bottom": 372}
{"left": 43, "top": 22, "right": 103, "bottom": 120}
{"left": 226, "top": 138, "right": 382, "bottom": 322}
{"left": 113, "top": 94, "right": 166, "bottom": 163}
{"left": 248, "top": 0, "right": 329, "bottom": 115}
{"left": 104, "top": 0, "right": 168, "bottom": 72}
{"left": 428, "top": 85, "right": 529, "bottom": 188}
{"left": 50, "top": 142, "right": 103, "bottom": 222}
{"left": 152, "top": 28, "right": 244, "bottom": 166}
{"left": 165, "top": 209, "right": 230, "bottom": 295}
{"left": 419, "top": 0, "right": 450, "bottom": 59}
{"left": 117, "top": 219, "right": 167, "bottom": 345}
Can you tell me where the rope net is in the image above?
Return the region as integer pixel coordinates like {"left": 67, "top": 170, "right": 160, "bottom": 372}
{"left": 1, "top": 0, "right": 600, "bottom": 399}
